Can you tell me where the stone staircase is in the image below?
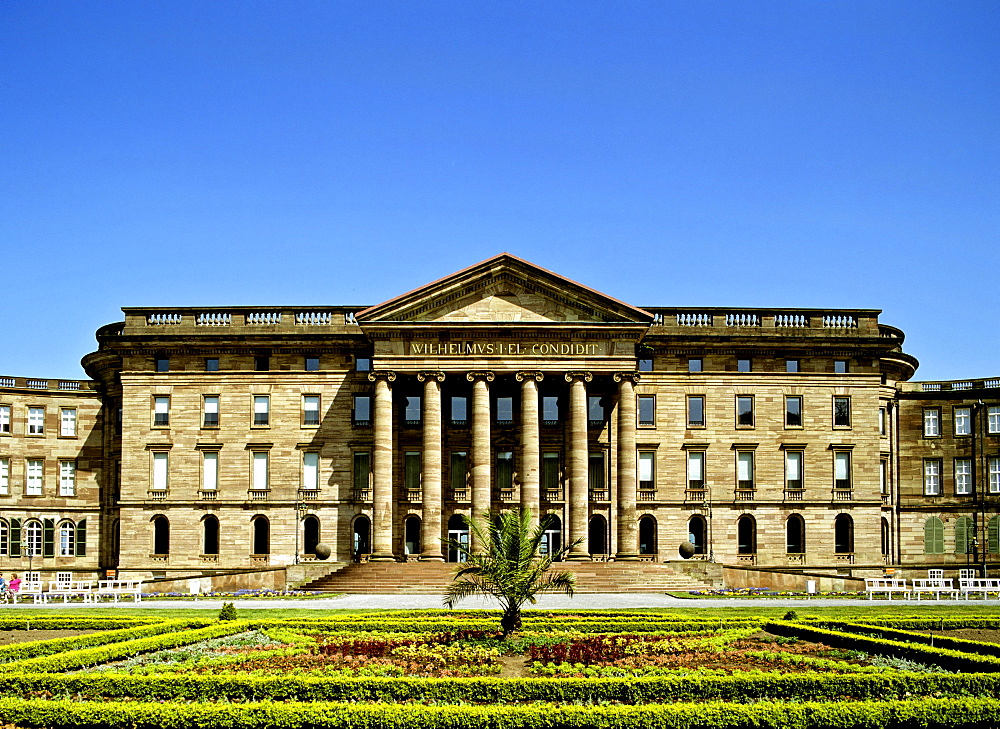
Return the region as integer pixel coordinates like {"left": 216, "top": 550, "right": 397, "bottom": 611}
{"left": 299, "top": 560, "right": 715, "bottom": 594}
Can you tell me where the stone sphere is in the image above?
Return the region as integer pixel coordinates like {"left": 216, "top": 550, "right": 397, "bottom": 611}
{"left": 678, "top": 541, "right": 696, "bottom": 559}
{"left": 313, "top": 543, "right": 332, "bottom": 560}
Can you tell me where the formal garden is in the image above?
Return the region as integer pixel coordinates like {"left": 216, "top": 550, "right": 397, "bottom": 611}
{"left": 0, "top": 608, "right": 999, "bottom": 727}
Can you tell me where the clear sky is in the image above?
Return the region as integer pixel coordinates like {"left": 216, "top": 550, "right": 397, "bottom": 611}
{"left": 2, "top": 2, "right": 996, "bottom": 382}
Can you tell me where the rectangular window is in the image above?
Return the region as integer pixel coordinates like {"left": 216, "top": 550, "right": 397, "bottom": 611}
{"left": 880, "top": 459, "right": 888, "bottom": 494}
{"left": 203, "top": 395, "right": 219, "bottom": 427}
{"left": 785, "top": 396, "right": 802, "bottom": 427}
{"left": 252, "top": 451, "right": 269, "bottom": 490}
{"left": 990, "top": 406, "right": 1000, "bottom": 434}
{"left": 451, "top": 451, "right": 468, "bottom": 495}
{"left": 254, "top": 355, "right": 269, "bottom": 371}
{"left": 923, "top": 459, "right": 941, "bottom": 495}
{"left": 924, "top": 408, "right": 941, "bottom": 437}
{"left": 542, "top": 452, "right": 560, "bottom": 495}
{"left": 543, "top": 396, "right": 560, "bottom": 422}
{"left": 0, "top": 458, "right": 9, "bottom": 495}
{"left": 305, "top": 356, "right": 320, "bottom": 371}
{"left": 638, "top": 358, "right": 653, "bottom": 372}
{"left": 300, "top": 451, "right": 318, "bottom": 491}
{"left": 404, "top": 452, "right": 422, "bottom": 493}
{"left": 687, "top": 451, "right": 704, "bottom": 489}
{"left": 688, "top": 358, "right": 703, "bottom": 372}
{"left": 879, "top": 407, "right": 887, "bottom": 435}
{"left": 0, "top": 405, "right": 9, "bottom": 433}
{"left": 954, "top": 407, "right": 971, "bottom": 436}
{"left": 59, "top": 408, "right": 77, "bottom": 437}
{"left": 638, "top": 395, "right": 655, "bottom": 427}
{"left": 153, "top": 397, "right": 170, "bottom": 427}
{"left": 59, "top": 461, "right": 75, "bottom": 496}
{"left": 785, "top": 451, "right": 803, "bottom": 490}
{"left": 253, "top": 395, "right": 270, "bottom": 427}
{"left": 354, "top": 452, "right": 371, "bottom": 494}
{"left": 833, "top": 397, "right": 851, "bottom": 427}
{"left": 736, "top": 451, "right": 754, "bottom": 489}
{"left": 588, "top": 395, "right": 604, "bottom": 423}
{"left": 152, "top": 452, "right": 168, "bottom": 491}
{"left": 353, "top": 395, "right": 371, "bottom": 425}
{"left": 638, "top": 451, "right": 655, "bottom": 491}
{"left": 202, "top": 451, "right": 218, "bottom": 491}
{"left": 451, "top": 396, "right": 467, "bottom": 424}
{"left": 687, "top": 395, "right": 704, "bottom": 427}
{"left": 834, "top": 452, "right": 851, "bottom": 490}
{"left": 588, "top": 452, "right": 605, "bottom": 494}
{"left": 834, "top": 360, "right": 848, "bottom": 374}
{"left": 736, "top": 396, "right": 754, "bottom": 427}
{"left": 737, "top": 358, "right": 751, "bottom": 372}
{"left": 496, "top": 397, "right": 513, "bottom": 424}
{"left": 28, "top": 407, "right": 44, "bottom": 435}
{"left": 26, "top": 459, "right": 43, "bottom": 495}
{"left": 155, "top": 357, "right": 169, "bottom": 373}
{"left": 955, "top": 459, "right": 972, "bottom": 495}
{"left": 356, "top": 357, "right": 372, "bottom": 372}
{"left": 404, "top": 396, "right": 421, "bottom": 425}
{"left": 990, "top": 457, "right": 1000, "bottom": 494}
{"left": 786, "top": 359, "right": 799, "bottom": 373}
{"left": 496, "top": 451, "right": 514, "bottom": 492}
{"left": 303, "top": 395, "right": 321, "bottom": 426}
{"left": 205, "top": 357, "right": 219, "bottom": 372}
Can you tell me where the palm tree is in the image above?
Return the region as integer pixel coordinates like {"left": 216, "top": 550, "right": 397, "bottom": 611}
{"left": 443, "top": 508, "right": 580, "bottom": 638}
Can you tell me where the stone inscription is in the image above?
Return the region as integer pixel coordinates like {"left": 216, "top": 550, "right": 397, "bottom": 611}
{"left": 409, "top": 341, "right": 607, "bottom": 357}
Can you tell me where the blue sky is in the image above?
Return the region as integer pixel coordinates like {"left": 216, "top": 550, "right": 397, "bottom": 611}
{"left": 2, "top": 1, "right": 996, "bottom": 381}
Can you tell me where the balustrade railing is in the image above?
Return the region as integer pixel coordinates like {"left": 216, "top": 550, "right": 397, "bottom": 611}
{"left": 727, "top": 313, "right": 760, "bottom": 327}
{"left": 298, "top": 489, "right": 319, "bottom": 501}
{"left": 589, "top": 489, "right": 609, "bottom": 501}
{"left": 196, "top": 312, "right": 231, "bottom": 326}
{"left": 543, "top": 488, "right": 563, "bottom": 501}
{"left": 248, "top": 489, "right": 270, "bottom": 501}
{"left": 198, "top": 490, "right": 218, "bottom": 501}
{"left": 352, "top": 489, "right": 373, "bottom": 502}
{"left": 784, "top": 489, "right": 804, "bottom": 501}
{"left": 735, "top": 489, "right": 755, "bottom": 501}
{"left": 637, "top": 490, "right": 657, "bottom": 502}
{"left": 246, "top": 311, "right": 281, "bottom": 325}
{"left": 147, "top": 490, "right": 167, "bottom": 501}
{"left": 833, "top": 489, "right": 853, "bottom": 502}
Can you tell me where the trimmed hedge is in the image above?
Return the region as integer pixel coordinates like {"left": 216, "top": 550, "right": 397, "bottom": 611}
{"left": 0, "top": 617, "right": 155, "bottom": 631}
{"left": 2, "top": 697, "right": 1000, "bottom": 728}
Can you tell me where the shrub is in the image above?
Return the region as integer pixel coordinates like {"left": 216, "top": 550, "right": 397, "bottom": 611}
{"left": 218, "top": 602, "right": 238, "bottom": 621}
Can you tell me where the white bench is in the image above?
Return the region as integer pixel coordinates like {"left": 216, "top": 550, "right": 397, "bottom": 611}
{"left": 47, "top": 580, "right": 95, "bottom": 603}
{"left": 864, "top": 577, "right": 910, "bottom": 600}
{"left": 12, "top": 581, "right": 48, "bottom": 605}
{"left": 959, "top": 578, "right": 1000, "bottom": 599}
{"left": 95, "top": 579, "right": 143, "bottom": 603}
{"left": 911, "top": 578, "right": 959, "bottom": 600}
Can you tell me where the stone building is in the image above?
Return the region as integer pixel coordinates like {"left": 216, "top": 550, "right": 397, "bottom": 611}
{"left": 0, "top": 254, "right": 997, "bottom": 589}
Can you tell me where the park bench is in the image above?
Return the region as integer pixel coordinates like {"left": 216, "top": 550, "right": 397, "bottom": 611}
{"left": 47, "top": 580, "right": 95, "bottom": 603}
{"left": 95, "top": 579, "right": 143, "bottom": 603}
{"left": 910, "top": 578, "right": 959, "bottom": 600}
{"left": 12, "top": 581, "right": 48, "bottom": 605}
{"left": 864, "top": 577, "right": 909, "bottom": 600}
{"left": 959, "top": 577, "right": 1000, "bottom": 599}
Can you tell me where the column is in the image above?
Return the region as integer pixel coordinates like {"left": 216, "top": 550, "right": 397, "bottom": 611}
{"left": 467, "top": 371, "right": 494, "bottom": 550}
{"left": 565, "top": 371, "right": 593, "bottom": 560}
{"left": 368, "top": 371, "right": 396, "bottom": 561}
{"left": 516, "top": 371, "right": 543, "bottom": 526}
{"left": 614, "top": 372, "right": 640, "bottom": 560}
{"left": 418, "top": 371, "right": 445, "bottom": 561}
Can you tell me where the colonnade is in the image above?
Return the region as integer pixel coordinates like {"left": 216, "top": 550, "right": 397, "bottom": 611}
{"left": 366, "top": 369, "right": 641, "bottom": 561}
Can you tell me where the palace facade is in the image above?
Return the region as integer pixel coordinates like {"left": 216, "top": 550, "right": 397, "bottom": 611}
{"left": 1, "top": 254, "right": 998, "bottom": 589}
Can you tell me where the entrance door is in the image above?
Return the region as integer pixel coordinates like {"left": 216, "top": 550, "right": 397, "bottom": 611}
{"left": 447, "top": 514, "right": 469, "bottom": 563}
{"left": 404, "top": 516, "right": 421, "bottom": 557}
{"left": 540, "top": 515, "right": 563, "bottom": 560}
{"left": 352, "top": 516, "right": 371, "bottom": 561}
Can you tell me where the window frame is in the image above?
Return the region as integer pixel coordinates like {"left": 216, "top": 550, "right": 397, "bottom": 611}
{"left": 202, "top": 395, "right": 220, "bottom": 428}
{"left": 152, "top": 396, "right": 170, "bottom": 428}
{"left": 833, "top": 359, "right": 848, "bottom": 374}
{"left": 785, "top": 395, "right": 803, "bottom": 428}
{"left": 637, "top": 395, "right": 656, "bottom": 428}
{"left": 923, "top": 408, "right": 941, "bottom": 437}
{"left": 784, "top": 450, "right": 803, "bottom": 491}
{"left": 205, "top": 357, "right": 219, "bottom": 372}
{"left": 302, "top": 451, "right": 320, "bottom": 491}
{"left": 27, "top": 406, "right": 45, "bottom": 435}
{"left": 737, "top": 358, "right": 751, "bottom": 373}
{"left": 832, "top": 396, "right": 851, "bottom": 428}
{"left": 59, "top": 408, "right": 77, "bottom": 438}
{"left": 59, "top": 460, "right": 76, "bottom": 496}
{"left": 736, "top": 395, "right": 754, "bottom": 428}
{"left": 736, "top": 450, "right": 755, "bottom": 490}
{"left": 155, "top": 357, "right": 170, "bottom": 373}
{"left": 26, "top": 459, "right": 44, "bottom": 495}
{"left": 151, "top": 451, "right": 169, "bottom": 492}
{"left": 252, "top": 395, "right": 270, "bottom": 428}
{"left": 202, "top": 450, "right": 219, "bottom": 492}
{"left": 688, "top": 358, "right": 703, "bottom": 373}
{"left": 785, "top": 359, "right": 800, "bottom": 373}
{"left": 833, "top": 451, "right": 851, "bottom": 490}
{"left": 353, "top": 394, "right": 371, "bottom": 426}
{"left": 686, "top": 395, "right": 705, "bottom": 428}
{"left": 0, "top": 404, "right": 10, "bottom": 434}
{"left": 989, "top": 406, "right": 1000, "bottom": 435}
{"left": 638, "top": 451, "right": 656, "bottom": 491}
{"left": 954, "top": 406, "right": 972, "bottom": 437}
{"left": 251, "top": 450, "right": 270, "bottom": 491}
{"left": 923, "top": 458, "right": 942, "bottom": 496}
{"left": 302, "top": 394, "right": 321, "bottom": 427}
{"left": 687, "top": 450, "right": 705, "bottom": 490}
{"left": 0, "top": 457, "right": 8, "bottom": 495}
{"left": 955, "top": 458, "right": 972, "bottom": 495}
{"left": 990, "top": 457, "right": 1000, "bottom": 494}
{"left": 304, "top": 356, "right": 320, "bottom": 372}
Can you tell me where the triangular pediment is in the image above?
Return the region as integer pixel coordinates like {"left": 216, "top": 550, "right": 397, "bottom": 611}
{"left": 356, "top": 254, "right": 653, "bottom": 324}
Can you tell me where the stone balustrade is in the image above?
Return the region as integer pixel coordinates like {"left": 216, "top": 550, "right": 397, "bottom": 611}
{"left": 900, "top": 378, "right": 1000, "bottom": 393}
{"left": 119, "top": 306, "right": 363, "bottom": 333}
{"left": 0, "top": 376, "right": 96, "bottom": 391}
{"left": 644, "top": 307, "right": 879, "bottom": 334}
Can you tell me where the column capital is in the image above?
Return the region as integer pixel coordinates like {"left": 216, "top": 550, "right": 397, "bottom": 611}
{"left": 515, "top": 370, "right": 544, "bottom": 383}
{"left": 613, "top": 372, "right": 641, "bottom": 384}
{"left": 564, "top": 371, "right": 593, "bottom": 384}
{"left": 466, "top": 371, "right": 495, "bottom": 383}
{"left": 368, "top": 370, "right": 396, "bottom": 383}
{"left": 416, "top": 370, "right": 445, "bottom": 383}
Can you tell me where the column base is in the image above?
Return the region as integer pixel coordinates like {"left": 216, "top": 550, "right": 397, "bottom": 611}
{"left": 567, "top": 550, "right": 593, "bottom": 561}
{"left": 420, "top": 553, "right": 446, "bottom": 562}
{"left": 368, "top": 552, "right": 396, "bottom": 562}
{"left": 615, "top": 552, "right": 640, "bottom": 561}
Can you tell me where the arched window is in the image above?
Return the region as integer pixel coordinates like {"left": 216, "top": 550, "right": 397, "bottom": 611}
{"left": 786, "top": 514, "right": 805, "bottom": 554}
{"left": 955, "top": 516, "right": 973, "bottom": 555}
{"left": 588, "top": 515, "right": 608, "bottom": 556}
{"left": 58, "top": 521, "right": 75, "bottom": 557}
{"left": 924, "top": 517, "right": 945, "bottom": 554}
{"left": 540, "top": 514, "right": 562, "bottom": 558}
{"left": 251, "top": 515, "right": 270, "bottom": 555}
{"left": 686, "top": 515, "right": 704, "bottom": 555}
{"left": 152, "top": 516, "right": 170, "bottom": 555}
{"left": 0, "top": 520, "right": 7, "bottom": 556}
{"left": 834, "top": 514, "right": 854, "bottom": 554}
{"left": 446, "top": 514, "right": 468, "bottom": 563}
{"left": 737, "top": 515, "right": 756, "bottom": 555}
{"left": 639, "top": 515, "right": 658, "bottom": 555}
{"left": 881, "top": 517, "right": 890, "bottom": 557}
{"left": 404, "top": 515, "right": 421, "bottom": 556}
{"left": 24, "top": 520, "right": 43, "bottom": 557}
{"left": 353, "top": 515, "right": 371, "bottom": 561}
{"left": 202, "top": 516, "right": 219, "bottom": 555}
{"left": 989, "top": 516, "right": 1000, "bottom": 555}
{"left": 303, "top": 516, "right": 320, "bottom": 555}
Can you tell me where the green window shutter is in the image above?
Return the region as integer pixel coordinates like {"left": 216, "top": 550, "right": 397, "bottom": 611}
{"left": 955, "top": 517, "right": 971, "bottom": 555}
{"left": 10, "top": 519, "right": 21, "bottom": 557}
{"left": 75, "top": 519, "right": 87, "bottom": 557}
{"left": 989, "top": 517, "right": 1000, "bottom": 555}
{"left": 42, "top": 519, "right": 55, "bottom": 558}
{"left": 925, "top": 517, "right": 944, "bottom": 555}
